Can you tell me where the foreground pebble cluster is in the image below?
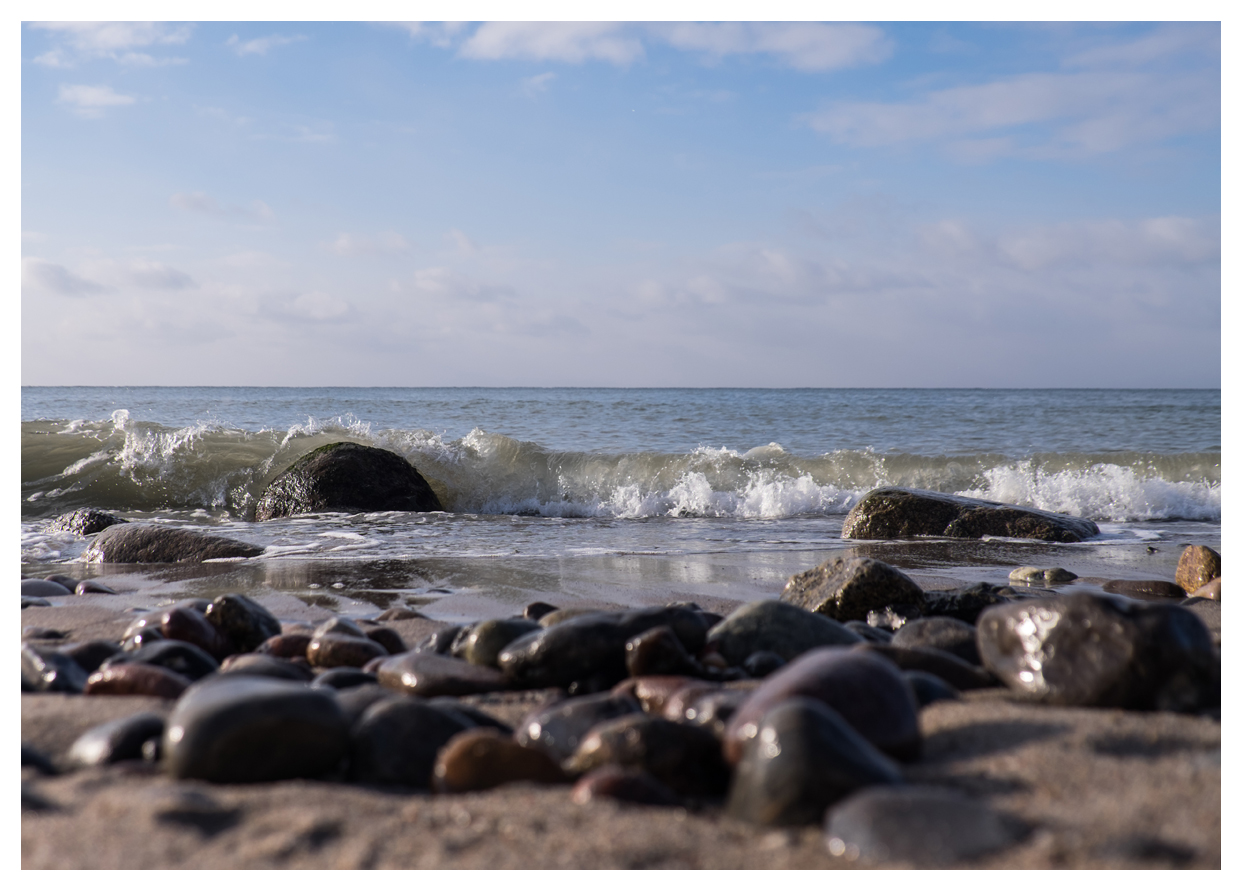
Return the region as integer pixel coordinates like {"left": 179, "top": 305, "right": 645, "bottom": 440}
{"left": 21, "top": 541, "right": 1221, "bottom": 867}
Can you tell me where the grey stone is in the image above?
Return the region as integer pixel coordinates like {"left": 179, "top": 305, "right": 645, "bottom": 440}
{"left": 921, "top": 583, "right": 1023, "bottom": 623}
{"left": 707, "top": 600, "right": 863, "bottom": 666}
{"left": 377, "top": 651, "right": 509, "bottom": 697}
{"left": 67, "top": 712, "right": 165, "bottom": 767}
{"left": 22, "top": 578, "right": 72, "bottom": 600}
{"left": 565, "top": 713, "right": 729, "bottom": 796}
{"left": 516, "top": 691, "right": 643, "bottom": 763}
{"left": 347, "top": 697, "right": 473, "bottom": 787}
{"left": 82, "top": 524, "right": 263, "bottom": 563}
{"left": 855, "top": 643, "right": 995, "bottom": 691}
{"left": 781, "top": 558, "right": 924, "bottom": 623}
{"left": 458, "top": 618, "right": 541, "bottom": 668}
{"left": 218, "top": 653, "right": 315, "bottom": 682}
{"left": 1009, "top": 566, "right": 1078, "bottom": 584}
{"left": 102, "top": 639, "right": 219, "bottom": 681}
{"left": 891, "top": 616, "right": 980, "bottom": 665}
{"left": 204, "top": 594, "right": 282, "bottom": 654}
{"left": 903, "top": 670, "right": 960, "bottom": 706}
{"left": 49, "top": 508, "right": 127, "bottom": 535}
{"left": 22, "top": 643, "right": 88, "bottom": 693}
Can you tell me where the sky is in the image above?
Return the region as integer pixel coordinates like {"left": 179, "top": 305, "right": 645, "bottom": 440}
{"left": 19, "top": 18, "right": 1223, "bottom": 387}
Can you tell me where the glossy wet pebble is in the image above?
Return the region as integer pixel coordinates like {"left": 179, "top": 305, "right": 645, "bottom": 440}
{"left": 727, "top": 697, "right": 903, "bottom": 826}
{"left": 164, "top": 675, "right": 349, "bottom": 783}
{"left": 1176, "top": 544, "right": 1221, "bottom": 594}
{"left": 1101, "top": 579, "right": 1187, "bottom": 600}
{"left": 856, "top": 643, "right": 994, "bottom": 690}
{"left": 85, "top": 663, "right": 191, "bottom": 699}
{"left": 523, "top": 601, "right": 559, "bottom": 621}
{"left": 565, "top": 713, "right": 728, "bottom": 796}
{"left": 255, "top": 633, "right": 313, "bottom": 660}
{"left": 348, "top": 698, "right": 473, "bottom": 787}
{"left": 741, "top": 651, "right": 785, "bottom": 678}
{"left": 625, "top": 625, "right": 702, "bottom": 677}
{"left": 904, "top": 670, "right": 960, "bottom": 706}
{"left": 75, "top": 579, "right": 119, "bottom": 595}
{"left": 103, "top": 639, "right": 219, "bottom": 681}
{"left": 307, "top": 633, "right": 388, "bottom": 669}
{"left": 458, "top": 618, "right": 541, "bottom": 668}
{"left": 59, "top": 639, "right": 123, "bottom": 674}
{"left": 22, "top": 578, "right": 72, "bottom": 600}
{"left": 825, "top": 786, "right": 1019, "bottom": 866}
{"left": 203, "top": 594, "right": 282, "bottom": 654}
{"left": 159, "top": 607, "right": 232, "bottom": 659}
{"left": 67, "top": 712, "right": 165, "bottom": 767}
{"left": 433, "top": 727, "right": 566, "bottom": 793}
{"left": 1009, "top": 566, "right": 1077, "bottom": 584}
{"left": 891, "top": 616, "right": 980, "bottom": 664}
{"left": 515, "top": 691, "right": 643, "bottom": 762}
{"left": 377, "top": 651, "right": 509, "bottom": 697}
{"left": 920, "top": 583, "right": 1022, "bottom": 623}
{"left": 311, "top": 667, "right": 379, "bottom": 690}
{"left": 707, "top": 600, "right": 862, "bottom": 666}
{"left": 724, "top": 648, "right": 921, "bottom": 764}
{"left": 571, "top": 765, "right": 681, "bottom": 806}
{"left": 219, "top": 653, "right": 315, "bottom": 682}
{"left": 22, "top": 644, "right": 89, "bottom": 693}
{"left": 363, "top": 625, "right": 407, "bottom": 655}
{"left": 375, "top": 607, "right": 426, "bottom": 621}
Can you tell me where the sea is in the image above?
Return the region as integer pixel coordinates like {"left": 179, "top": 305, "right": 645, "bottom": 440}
{"left": 20, "top": 387, "right": 1222, "bottom": 623}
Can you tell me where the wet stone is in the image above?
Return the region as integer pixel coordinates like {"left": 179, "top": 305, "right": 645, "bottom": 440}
{"left": 426, "top": 698, "right": 514, "bottom": 733}
{"left": 625, "top": 625, "right": 703, "bottom": 678}
{"left": 921, "top": 583, "right": 1022, "bottom": 624}
{"left": 204, "top": 594, "right": 282, "bottom": 654}
{"left": 977, "top": 592, "right": 1218, "bottom": 710}
{"left": 1176, "top": 544, "right": 1221, "bottom": 594}
{"left": 707, "top": 600, "right": 862, "bottom": 667}
{"left": 22, "top": 627, "right": 67, "bottom": 641}
{"left": 85, "top": 663, "right": 191, "bottom": 699}
{"left": 727, "top": 697, "right": 904, "bottom": 826}
{"left": 332, "top": 684, "right": 398, "bottom": 726}
{"left": 904, "top": 670, "right": 960, "bottom": 706}
{"left": 844, "top": 621, "right": 893, "bottom": 643}
{"left": 891, "top": 617, "right": 980, "bottom": 665}
{"left": 22, "top": 745, "right": 57, "bottom": 775}
{"left": 375, "top": 607, "right": 426, "bottom": 621}
{"left": 219, "top": 653, "right": 315, "bottom": 682}
{"left": 1101, "top": 579, "right": 1188, "bottom": 601}
{"left": 22, "top": 644, "right": 89, "bottom": 693}
{"left": 22, "top": 578, "right": 73, "bottom": 600}
{"left": 659, "top": 680, "right": 728, "bottom": 722}
{"left": 75, "top": 579, "right": 119, "bottom": 595}
{"left": 458, "top": 618, "right": 541, "bottom": 668}
{"left": 103, "top": 639, "right": 219, "bottom": 681}
{"left": 307, "top": 633, "right": 388, "bottom": 669}
{"left": 364, "top": 625, "right": 407, "bottom": 655}
{"left": 255, "top": 633, "right": 313, "bottom": 660}
{"left": 433, "top": 727, "right": 566, "bottom": 793}
{"left": 22, "top": 596, "right": 52, "bottom": 609}
{"left": 414, "top": 624, "right": 465, "bottom": 655}
{"left": 1009, "top": 566, "right": 1078, "bottom": 585}
{"left": 742, "top": 651, "right": 786, "bottom": 678}
{"left": 825, "top": 786, "right": 1020, "bottom": 866}
{"left": 523, "top": 601, "right": 559, "bottom": 621}
{"left": 1190, "top": 578, "right": 1221, "bottom": 600}
{"left": 164, "top": 675, "right": 350, "bottom": 783}
{"left": 159, "top": 607, "right": 232, "bottom": 660}
{"left": 539, "top": 607, "right": 607, "bottom": 627}
{"left": 311, "top": 667, "right": 379, "bottom": 690}
{"left": 48, "top": 508, "right": 127, "bottom": 535}
{"left": 67, "top": 712, "right": 166, "bottom": 767}
{"left": 675, "top": 688, "right": 750, "bottom": 739}
{"left": 781, "top": 557, "right": 925, "bottom": 623}
{"left": 566, "top": 713, "right": 729, "bottom": 797}
{"left": 82, "top": 523, "right": 264, "bottom": 563}
{"left": 59, "top": 639, "right": 123, "bottom": 674}
{"left": 616, "top": 675, "right": 709, "bottom": 716}
{"left": 313, "top": 616, "right": 367, "bottom": 639}
{"left": 516, "top": 691, "right": 643, "bottom": 763}
{"left": 45, "top": 574, "right": 83, "bottom": 592}
{"left": 856, "top": 643, "right": 995, "bottom": 691}
{"left": 724, "top": 648, "right": 921, "bottom": 765}
{"left": 571, "top": 765, "right": 681, "bottom": 807}
{"left": 348, "top": 697, "right": 473, "bottom": 787}
{"left": 377, "top": 651, "right": 509, "bottom": 698}
{"left": 120, "top": 620, "right": 166, "bottom": 651}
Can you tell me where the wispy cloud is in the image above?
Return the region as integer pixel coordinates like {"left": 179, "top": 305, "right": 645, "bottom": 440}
{"left": 30, "top": 22, "right": 191, "bottom": 68}
{"left": 461, "top": 22, "right": 644, "bottom": 65}
{"left": 521, "top": 72, "right": 556, "bottom": 97}
{"left": 170, "top": 192, "right": 275, "bottom": 222}
{"left": 22, "top": 258, "right": 107, "bottom": 296}
{"left": 653, "top": 23, "right": 892, "bottom": 71}
{"left": 226, "top": 33, "right": 307, "bottom": 56}
{"left": 324, "top": 231, "right": 410, "bottom": 257}
{"left": 57, "top": 83, "right": 136, "bottom": 118}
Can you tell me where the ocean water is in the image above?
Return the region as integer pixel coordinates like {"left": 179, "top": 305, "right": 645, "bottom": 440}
{"left": 20, "top": 388, "right": 1221, "bottom": 621}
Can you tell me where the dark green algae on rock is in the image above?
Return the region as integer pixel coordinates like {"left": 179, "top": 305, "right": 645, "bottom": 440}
{"left": 254, "top": 441, "right": 442, "bottom": 520}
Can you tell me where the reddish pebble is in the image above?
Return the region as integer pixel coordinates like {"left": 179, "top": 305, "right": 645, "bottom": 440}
{"left": 571, "top": 765, "right": 681, "bottom": 806}
{"left": 256, "top": 633, "right": 313, "bottom": 660}
{"left": 307, "top": 633, "right": 388, "bottom": 669}
{"left": 85, "top": 663, "right": 189, "bottom": 699}
{"left": 432, "top": 727, "right": 566, "bottom": 793}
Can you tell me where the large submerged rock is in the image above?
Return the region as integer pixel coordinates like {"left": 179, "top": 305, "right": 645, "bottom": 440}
{"left": 842, "top": 487, "right": 1099, "bottom": 543}
{"left": 255, "top": 442, "right": 442, "bottom": 520}
{"left": 82, "top": 524, "right": 263, "bottom": 563}
{"left": 48, "top": 508, "right": 127, "bottom": 535}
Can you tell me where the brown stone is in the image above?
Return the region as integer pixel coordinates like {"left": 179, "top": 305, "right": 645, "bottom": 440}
{"left": 159, "top": 607, "right": 233, "bottom": 660}
{"left": 781, "top": 557, "right": 924, "bottom": 622}
{"left": 255, "top": 634, "right": 313, "bottom": 660}
{"left": 571, "top": 765, "right": 681, "bottom": 806}
{"left": 307, "top": 634, "right": 388, "bottom": 669}
{"left": 1101, "top": 579, "right": 1187, "bottom": 600}
{"left": 854, "top": 643, "right": 996, "bottom": 691}
{"left": 842, "top": 487, "right": 1099, "bottom": 542}
{"left": 565, "top": 714, "right": 729, "bottom": 796}
{"left": 1176, "top": 546, "right": 1221, "bottom": 594}
{"left": 432, "top": 728, "right": 566, "bottom": 793}
{"left": 1191, "top": 578, "right": 1221, "bottom": 600}
{"left": 364, "top": 626, "right": 407, "bottom": 655}
{"left": 85, "top": 663, "right": 190, "bottom": 699}
{"left": 377, "top": 651, "right": 509, "bottom": 698}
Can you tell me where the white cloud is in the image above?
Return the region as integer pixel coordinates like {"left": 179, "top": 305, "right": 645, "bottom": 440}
{"left": 654, "top": 23, "right": 892, "bottom": 71}
{"left": 522, "top": 72, "right": 556, "bottom": 96}
{"left": 324, "top": 231, "right": 410, "bottom": 257}
{"left": 447, "top": 229, "right": 479, "bottom": 256}
{"left": 57, "top": 83, "right": 136, "bottom": 118}
{"left": 226, "top": 33, "right": 307, "bottom": 56}
{"left": 170, "top": 192, "right": 275, "bottom": 222}
{"left": 30, "top": 22, "right": 191, "bottom": 67}
{"left": 460, "top": 23, "right": 645, "bottom": 65}
{"left": 22, "top": 258, "right": 106, "bottom": 296}
{"left": 281, "top": 291, "right": 351, "bottom": 321}
{"left": 391, "top": 22, "right": 468, "bottom": 48}
{"left": 123, "top": 260, "right": 196, "bottom": 290}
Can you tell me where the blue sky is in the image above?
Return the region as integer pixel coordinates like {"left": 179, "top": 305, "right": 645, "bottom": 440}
{"left": 20, "top": 20, "right": 1222, "bottom": 387}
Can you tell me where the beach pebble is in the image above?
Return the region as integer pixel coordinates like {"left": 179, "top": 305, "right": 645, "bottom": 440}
{"left": 364, "top": 626, "right": 407, "bottom": 655}
{"left": 310, "top": 667, "right": 379, "bottom": 690}
{"left": 656, "top": 680, "right": 726, "bottom": 720}
{"left": 82, "top": 523, "right": 264, "bottom": 563}
{"left": 307, "top": 633, "right": 388, "bottom": 669}
{"left": 22, "top": 745, "right": 57, "bottom": 775}
{"left": 44, "top": 574, "right": 81, "bottom": 592}
{"left": 426, "top": 698, "right": 514, "bottom": 733}
{"left": 571, "top": 765, "right": 681, "bottom": 807}
{"left": 347, "top": 697, "right": 472, "bottom": 787}
{"left": 414, "top": 624, "right": 466, "bottom": 655}
{"left": 21, "top": 596, "right": 53, "bottom": 609}
{"left": 1009, "top": 566, "right": 1078, "bottom": 585}
{"left": 516, "top": 691, "right": 643, "bottom": 762}
{"left": 75, "top": 579, "right": 119, "bottom": 595}
{"left": 539, "top": 607, "right": 607, "bottom": 627}
{"left": 164, "top": 675, "right": 349, "bottom": 783}
{"left": 332, "top": 684, "right": 398, "bottom": 725}
{"left": 742, "top": 651, "right": 786, "bottom": 678}
{"left": 85, "top": 662, "right": 190, "bottom": 698}
{"left": 22, "top": 578, "right": 72, "bottom": 600}
{"left": 856, "top": 643, "right": 995, "bottom": 690}
{"left": 313, "top": 616, "right": 367, "bottom": 639}
{"left": 219, "top": 653, "right": 315, "bottom": 682}
{"left": 727, "top": 697, "right": 904, "bottom": 826}
{"left": 724, "top": 648, "right": 921, "bottom": 765}
{"left": 674, "top": 687, "right": 750, "bottom": 739}
{"left": 1101, "top": 579, "right": 1187, "bottom": 600}
{"left": 59, "top": 639, "right": 123, "bottom": 674}
{"left": 204, "top": 594, "right": 282, "bottom": 654}
{"left": 67, "top": 712, "right": 166, "bottom": 767}
{"left": 375, "top": 607, "right": 426, "bottom": 621}
{"left": 615, "top": 675, "right": 708, "bottom": 715}
{"left": 458, "top": 618, "right": 541, "bottom": 668}
{"left": 903, "top": 670, "right": 960, "bottom": 706}
{"left": 825, "top": 786, "right": 1019, "bottom": 866}
{"left": 102, "top": 639, "right": 219, "bottom": 681}
{"left": 707, "top": 600, "right": 862, "bottom": 666}
{"left": 1176, "top": 545, "right": 1221, "bottom": 594}
{"left": 625, "top": 625, "right": 703, "bottom": 677}
{"left": 377, "top": 651, "right": 509, "bottom": 697}
{"left": 844, "top": 621, "right": 893, "bottom": 643}
{"left": 842, "top": 487, "right": 1098, "bottom": 542}
{"left": 565, "top": 713, "right": 729, "bottom": 796}
{"left": 433, "top": 727, "right": 566, "bottom": 793}
{"left": 255, "top": 633, "right": 313, "bottom": 660}
{"left": 977, "top": 592, "right": 1218, "bottom": 710}
{"left": 1190, "top": 577, "right": 1221, "bottom": 600}
{"left": 22, "top": 643, "right": 89, "bottom": 693}
{"left": 891, "top": 617, "right": 980, "bottom": 665}
{"left": 781, "top": 557, "right": 925, "bottom": 623}
{"left": 920, "top": 582, "right": 1022, "bottom": 623}
{"left": 120, "top": 625, "right": 166, "bottom": 652}
{"left": 22, "top": 627, "right": 67, "bottom": 641}
{"left": 48, "top": 508, "right": 127, "bottom": 535}
{"left": 523, "top": 601, "right": 559, "bottom": 621}
{"left": 159, "top": 606, "right": 233, "bottom": 659}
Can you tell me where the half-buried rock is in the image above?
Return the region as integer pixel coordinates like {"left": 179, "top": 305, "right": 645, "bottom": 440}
{"left": 254, "top": 441, "right": 442, "bottom": 520}
{"left": 706, "top": 600, "right": 863, "bottom": 666}
{"left": 82, "top": 524, "right": 263, "bottom": 563}
{"left": 49, "top": 508, "right": 127, "bottom": 535}
{"left": 842, "top": 487, "right": 1099, "bottom": 543}
{"left": 781, "top": 557, "right": 924, "bottom": 623}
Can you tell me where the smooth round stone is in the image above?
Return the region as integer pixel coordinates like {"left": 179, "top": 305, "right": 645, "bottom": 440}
{"left": 742, "top": 651, "right": 786, "bottom": 678}
{"left": 203, "top": 594, "right": 282, "bottom": 654}
{"left": 459, "top": 618, "right": 541, "bottom": 668}
{"left": 332, "top": 684, "right": 398, "bottom": 726}
{"left": 538, "top": 607, "right": 607, "bottom": 627}
{"left": 426, "top": 698, "right": 513, "bottom": 733}
{"left": 1101, "top": 579, "right": 1188, "bottom": 600}
{"left": 347, "top": 698, "right": 472, "bottom": 787}
{"left": 22, "top": 596, "right": 52, "bottom": 609}
{"left": 364, "top": 626, "right": 407, "bottom": 655}
{"left": 433, "top": 727, "right": 566, "bottom": 793}
{"left": 120, "top": 625, "right": 166, "bottom": 652}
{"left": 75, "top": 579, "right": 119, "bottom": 595}
{"left": 59, "top": 639, "right": 123, "bottom": 674}
{"left": 523, "top": 601, "right": 559, "bottom": 621}
{"left": 22, "top": 644, "right": 89, "bottom": 693}
{"left": 781, "top": 557, "right": 925, "bottom": 623}
{"left": 377, "top": 651, "right": 509, "bottom": 697}
{"left": 1175, "top": 545, "right": 1221, "bottom": 594}
{"left": 313, "top": 616, "right": 367, "bottom": 639}
{"left": 571, "top": 765, "right": 681, "bottom": 806}
{"left": 86, "top": 662, "right": 190, "bottom": 698}
{"left": 1008, "top": 566, "right": 1077, "bottom": 585}
{"left": 44, "top": 574, "right": 82, "bottom": 593}
{"left": 620, "top": 675, "right": 712, "bottom": 716}
{"left": 825, "top": 786, "right": 1019, "bottom": 865}
{"left": 22, "top": 627, "right": 66, "bottom": 641}
{"left": 414, "top": 624, "right": 466, "bottom": 655}
{"left": 727, "top": 697, "right": 904, "bottom": 826}
{"left": 565, "top": 713, "right": 728, "bottom": 796}
{"left": 219, "top": 653, "right": 315, "bottom": 682}
{"left": 22, "top": 578, "right": 73, "bottom": 600}
{"left": 625, "top": 625, "right": 702, "bottom": 678}
{"left": 159, "top": 607, "right": 233, "bottom": 660}
{"left": 102, "top": 639, "right": 219, "bottom": 681}
{"left": 890, "top": 617, "right": 981, "bottom": 665}
{"left": 1191, "top": 577, "right": 1221, "bottom": 600}
{"left": 82, "top": 523, "right": 263, "bottom": 563}
{"left": 306, "top": 633, "right": 388, "bottom": 669}
{"left": 67, "top": 712, "right": 166, "bottom": 767}
{"left": 171, "top": 598, "right": 212, "bottom": 614}
{"left": 515, "top": 691, "right": 643, "bottom": 763}
{"left": 255, "top": 633, "right": 313, "bottom": 660}
{"left": 676, "top": 688, "right": 750, "bottom": 739}
{"left": 375, "top": 607, "right": 426, "bottom": 621}
{"left": 311, "top": 667, "right": 379, "bottom": 690}
{"left": 978, "top": 593, "right": 1217, "bottom": 710}
{"left": 707, "top": 600, "right": 863, "bottom": 667}
{"left": 921, "top": 583, "right": 1021, "bottom": 623}
{"left": 855, "top": 643, "right": 995, "bottom": 690}
{"left": 844, "top": 621, "right": 893, "bottom": 643}
{"left": 164, "top": 675, "right": 349, "bottom": 783}
{"left": 724, "top": 648, "right": 921, "bottom": 765}
{"left": 904, "top": 670, "right": 960, "bottom": 706}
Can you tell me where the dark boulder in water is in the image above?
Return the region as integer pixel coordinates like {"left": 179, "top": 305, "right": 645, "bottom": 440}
{"left": 842, "top": 487, "right": 1099, "bottom": 543}
{"left": 49, "top": 508, "right": 127, "bottom": 536}
{"left": 82, "top": 524, "right": 263, "bottom": 563}
{"left": 254, "top": 441, "right": 442, "bottom": 520}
